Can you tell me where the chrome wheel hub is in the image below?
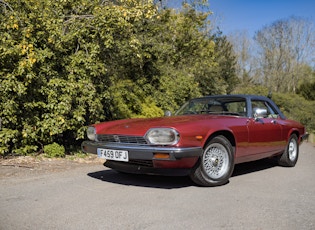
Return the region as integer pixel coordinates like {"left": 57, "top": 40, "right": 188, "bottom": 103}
{"left": 203, "top": 143, "right": 229, "bottom": 179}
{"left": 288, "top": 139, "right": 297, "bottom": 161}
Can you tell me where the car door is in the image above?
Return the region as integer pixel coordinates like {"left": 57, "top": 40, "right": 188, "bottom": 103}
{"left": 247, "top": 100, "right": 284, "bottom": 156}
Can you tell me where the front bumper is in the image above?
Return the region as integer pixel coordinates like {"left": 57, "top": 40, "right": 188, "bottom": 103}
{"left": 81, "top": 141, "right": 202, "bottom": 169}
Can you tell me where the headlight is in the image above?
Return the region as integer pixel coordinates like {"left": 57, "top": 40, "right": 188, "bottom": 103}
{"left": 87, "top": 126, "right": 96, "bottom": 141}
{"left": 145, "top": 128, "right": 180, "bottom": 145}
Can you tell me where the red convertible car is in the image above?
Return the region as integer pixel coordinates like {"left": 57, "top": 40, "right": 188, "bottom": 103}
{"left": 82, "top": 95, "right": 307, "bottom": 186}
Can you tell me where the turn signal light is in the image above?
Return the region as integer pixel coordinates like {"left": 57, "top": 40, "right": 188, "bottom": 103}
{"left": 195, "top": 135, "right": 203, "bottom": 141}
{"left": 153, "top": 153, "right": 170, "bottom": 159}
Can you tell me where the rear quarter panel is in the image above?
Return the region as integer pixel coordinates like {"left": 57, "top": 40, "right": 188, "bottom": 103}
{"left": 279, "top": 119, "right": 305, "bottom": 143}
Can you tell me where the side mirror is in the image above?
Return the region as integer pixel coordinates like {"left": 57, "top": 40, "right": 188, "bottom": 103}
{"left": 164, "top": 110, "right": 172, "bottom": 117}
{"left": 253, "top": 108, "right": 267, "bottom": 119}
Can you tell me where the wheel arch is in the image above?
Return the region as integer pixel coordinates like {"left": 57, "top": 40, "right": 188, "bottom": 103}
{"left": 190, "top": 131, "right": 236, "bottom": 186}
{"left": 287, "top": 129, "right": 300, "bottom": 143}
{"left": 204, "top": 130, "right": 236, "bottom": 152}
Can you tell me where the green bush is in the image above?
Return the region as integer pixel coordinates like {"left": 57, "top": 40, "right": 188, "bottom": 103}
{"left": 44, "top": 143, "right": 65, "bottom": 158}
{"left": 273, "top": 93, "right": 315, "bottom": 133}
{"left": 1, "top": 0, "right": 236, "bottom": 155}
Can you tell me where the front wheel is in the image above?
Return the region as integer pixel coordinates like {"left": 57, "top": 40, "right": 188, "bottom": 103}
{"left": 278, "top": 134, "right": 299, "bottom": 167}
{"left": 190, "top": 135, "right": 235, "bottom": 187}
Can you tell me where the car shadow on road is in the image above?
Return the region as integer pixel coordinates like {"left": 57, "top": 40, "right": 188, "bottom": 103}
{"left": 88, "top": 158, "right": 278, "bottom": 189}
{"left": 232, "top": 158, "right": 278, "bottom": 177}
{"left": 87, "top": 169, "right": 195, "bottom": 189}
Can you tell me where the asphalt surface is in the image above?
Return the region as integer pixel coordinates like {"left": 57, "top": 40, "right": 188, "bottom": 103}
{"left": 1, "top": 143, "right": 315, "bottom": 230}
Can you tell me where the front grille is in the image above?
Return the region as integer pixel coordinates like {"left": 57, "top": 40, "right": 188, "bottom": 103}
{"left": 96, "top": 134, "right": 148, "bottom": 145}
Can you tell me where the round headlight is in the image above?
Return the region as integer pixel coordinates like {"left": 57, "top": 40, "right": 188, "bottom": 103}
{"left": 87, "top": 126, "right": 96, "bottom": 141}
{"left": 145, "top": 128, "right": 180, "bottom": 145}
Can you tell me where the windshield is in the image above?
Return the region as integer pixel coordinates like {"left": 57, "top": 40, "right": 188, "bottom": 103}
{"left": 175, "top": 97, "right": 247, "bottom": 117}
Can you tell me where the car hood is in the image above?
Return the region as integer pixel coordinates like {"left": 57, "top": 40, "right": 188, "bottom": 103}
{"left": 93, "top": 115, "right": 234, "bottom": 136}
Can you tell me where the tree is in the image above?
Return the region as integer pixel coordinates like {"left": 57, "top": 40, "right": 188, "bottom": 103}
{"left": 212, "top": 31, "right": 238, "bottom": 94}
{"left": 228, "top": 30, "right": 257, "bottom": 87}
{"left": 254, "top": 16, "right": 315, "bottom": 93}
{"left": 0, "top": 0, "right": 106, "bottom": 154}
{"left": 0, "top": 0, "right": 237, "bottom": 155}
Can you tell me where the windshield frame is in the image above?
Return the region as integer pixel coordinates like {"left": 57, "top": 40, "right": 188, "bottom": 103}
{"left": 175, "top": 96, "right": 248, "bottom": 117}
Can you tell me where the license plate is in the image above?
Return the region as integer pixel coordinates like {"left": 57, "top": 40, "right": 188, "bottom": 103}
{"left": 97, "top": 148, "right": 129, "bottom": 162}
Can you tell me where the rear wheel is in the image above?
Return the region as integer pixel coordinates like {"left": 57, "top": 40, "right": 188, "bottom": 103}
{"left": 278, "top": 134, "right": 299, "bottom": 167}
{"left": 190, "top": 135, "right": 235, "bottom": 187}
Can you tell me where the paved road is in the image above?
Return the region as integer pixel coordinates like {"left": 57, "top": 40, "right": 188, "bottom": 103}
{"left": 1, "top": 143, "right": 315, "bottom": 230}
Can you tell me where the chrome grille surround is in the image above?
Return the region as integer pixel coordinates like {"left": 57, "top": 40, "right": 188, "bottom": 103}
{"left": 96, "top": 134, "right": 148, "bottom": 145}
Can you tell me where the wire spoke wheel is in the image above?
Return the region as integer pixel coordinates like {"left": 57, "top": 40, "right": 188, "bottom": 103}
{"left": 288, "top": 138, "right": 298, "bottom": 161}
{"left": 190, "top": 135, "right": 235, "bottom": 187}
{"left": 203, "top": 143, "right": 229, "bottom": 179}
{"left": 278, "top": 134, "right": 299, "bottom": 167}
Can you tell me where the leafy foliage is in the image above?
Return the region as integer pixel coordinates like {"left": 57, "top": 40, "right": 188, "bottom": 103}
{"left": 0, "top": 0, "right": 238, "bottom": 155}
{"left": 297, "top": 78, "right": 315, "bottom": 101}
{"left": 44, "top": 142, "right": 65, "bottom": 158}
{"left": 273, "top": 93, "right": 315, "bottom": 132}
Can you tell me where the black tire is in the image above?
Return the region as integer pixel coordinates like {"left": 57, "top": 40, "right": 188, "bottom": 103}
{"left": 278, "top": 134, "right": 299, "bottom": 167}
{"left": 190, "top": 135, "right": 235, "bottom": 187}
